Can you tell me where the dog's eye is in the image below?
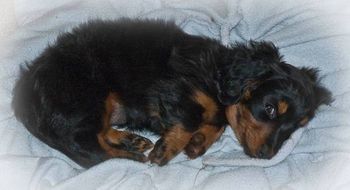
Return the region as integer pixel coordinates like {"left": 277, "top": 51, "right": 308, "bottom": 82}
{"left": 264, "top": 103, "right": 276, "bottom": 119}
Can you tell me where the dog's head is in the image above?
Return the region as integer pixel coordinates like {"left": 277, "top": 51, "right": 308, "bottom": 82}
{"left": 218, "top": 41, "right": 332, "bottom": 159}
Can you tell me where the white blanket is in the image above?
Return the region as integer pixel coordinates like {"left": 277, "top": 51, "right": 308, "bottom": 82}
{"left": 1, "top": 0, "right": 350, "bottom": 189}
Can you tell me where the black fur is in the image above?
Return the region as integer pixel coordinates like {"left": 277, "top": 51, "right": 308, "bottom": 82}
{"left": 12, "top": 19, "right": 332, "bottom": 167}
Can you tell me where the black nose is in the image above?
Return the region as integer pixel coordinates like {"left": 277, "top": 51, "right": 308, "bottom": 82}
{"left": 257, "top": 145, "right": 273, "bottom": 159}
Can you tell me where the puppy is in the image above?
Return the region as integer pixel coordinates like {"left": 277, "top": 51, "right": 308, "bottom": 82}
{"left": 12, "top": 19, "right": 332, "bottom": 168}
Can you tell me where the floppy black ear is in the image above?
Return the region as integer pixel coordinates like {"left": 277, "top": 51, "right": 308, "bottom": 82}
{"left": 300, "top": 67, "right": 319, "bottom": 82}
{"left": 301, "top": 67, "right": 333, "bottom": 107}
{"left": 314, "top": 85, "right": 333, "bottom": 106}
{"left": 218, "top": 61, "right": 271, "bottom": 105}
{"left": 217, "top": 41, "right": 281, "bottom": 105}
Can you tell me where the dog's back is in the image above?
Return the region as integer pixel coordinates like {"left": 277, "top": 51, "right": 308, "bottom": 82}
{"left": 11, "top": 19, "right": 189, "bottom": 167}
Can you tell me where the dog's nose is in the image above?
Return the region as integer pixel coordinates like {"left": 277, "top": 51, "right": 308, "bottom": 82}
{"left": 256, "top": 145, "right": 273, "bottom": 159}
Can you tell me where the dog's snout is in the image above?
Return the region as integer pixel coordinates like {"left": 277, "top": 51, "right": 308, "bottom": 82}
{"left": 256, "top": 144, "right": 274, "bottom": 159}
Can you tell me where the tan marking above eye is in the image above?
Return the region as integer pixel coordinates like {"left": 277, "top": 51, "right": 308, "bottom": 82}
{"left": 242, "top": 80, "right": 260, "bottom": 101}
{"left": 277, "top": 100, "right": 289, "bottom": 115}
{"left": 299, "top": 117, "right": 309, "bottom": 126}
{"left": 243, "top": 90, "right": 252, "bottom": 100}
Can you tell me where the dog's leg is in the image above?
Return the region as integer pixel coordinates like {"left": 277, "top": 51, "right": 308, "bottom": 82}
{"left": 184, "top": 124, "right": 225, "bottom": 159}
{"left": 183, "top": 90, "right": 224, "bottom": 159}
{"left": 97, "top": 128, "right": 153, "bottom": 162}
{"left": 97, "top": 93, "right": 153, "bottom": 162}
{"left": 148, "top": 124, "right": 192, "bottom": 166}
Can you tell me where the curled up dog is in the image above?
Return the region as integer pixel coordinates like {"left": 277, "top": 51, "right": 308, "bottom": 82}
{"left": 12, "top": 19, "right": 332, "bottom": 168}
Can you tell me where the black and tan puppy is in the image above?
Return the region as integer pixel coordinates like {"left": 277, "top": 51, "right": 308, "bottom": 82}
{"left": 12, "top": 19, "right": 332, "bottom": 168}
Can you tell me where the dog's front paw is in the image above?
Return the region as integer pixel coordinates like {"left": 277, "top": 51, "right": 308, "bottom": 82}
{"left": 148, "top": 139, "right": 173, "bottom": 166}
{"left": 116, "top": 134, "right": 154, "bottom": 153}
{"left": 184, "top": 133, "right": 207, "bottom": 159}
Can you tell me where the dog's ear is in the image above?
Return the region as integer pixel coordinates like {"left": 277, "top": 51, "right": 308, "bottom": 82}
{"left": 218, "top": 61, "right": 271, "bottom": 105}
{"left": 300, "top": 67, "right": 319, "bottom": 82}
{"left": 301, "top": 67, "right": 333, "bottom": 107}
{"left": 217, "top": 41, "right": 280, "bottom": 105}
{"left": 314, "top": 85, "right": 333, "bottom": 107}
{"left": 246, "top": 41, "right": 282, "bottom": 62}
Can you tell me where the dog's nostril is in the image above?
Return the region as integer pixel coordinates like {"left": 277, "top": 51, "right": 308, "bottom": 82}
{"left": 257, "top": 145, "right": 271, "bottom": 159}
{"left": 257, "top": 150, "right": 265, "bottom": 158}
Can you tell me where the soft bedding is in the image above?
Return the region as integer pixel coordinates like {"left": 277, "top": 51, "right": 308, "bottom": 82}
{"left": 0, "top": 0, "right": 350, "bottom": 189}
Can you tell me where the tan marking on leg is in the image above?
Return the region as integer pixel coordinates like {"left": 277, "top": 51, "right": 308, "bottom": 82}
{"left": 165, "top": 124, "right": 193, "bottom": 152}
{"left": 149, "top": 124, "right": 193, "bottom": 166}
{"left": 104, "top": 128, "right": 128, "bottom": 145}
{"left": 193, "top": 90, "right": 218, "bottom": 122}
{"left": 97, "top": 92, "right": 120, "bottom": 152}
{"left": 97, "top": 93, "right": 152, "bottom": 162}
{"left": 103, "top": 128, "right": 153, "bottom": 152}
{"left": 97, "top": 132, "right": 148, "bottom": 162}
{"left": 107, "top": 93, "right": 127, "bottom": 125}
{"left": 277, "top": 100, "right": 289, "bottom": 115}
{"left": 185, "top": 124, "right": 225, "bottom": 159}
